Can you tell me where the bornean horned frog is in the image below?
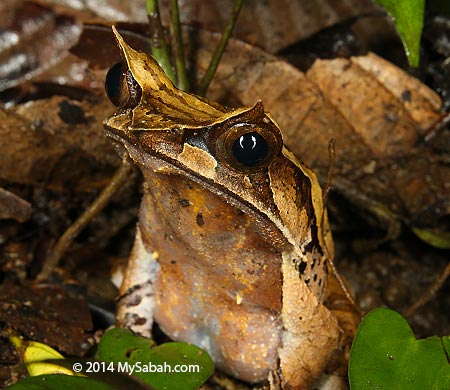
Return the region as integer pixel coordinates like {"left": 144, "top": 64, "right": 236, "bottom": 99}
{"left": 104, "top": 27, "right": 341, "bottom": 389}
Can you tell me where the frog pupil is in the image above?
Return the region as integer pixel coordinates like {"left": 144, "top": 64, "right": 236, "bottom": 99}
{"left": 232, "top": 131, "right": 268, "bottom": 167}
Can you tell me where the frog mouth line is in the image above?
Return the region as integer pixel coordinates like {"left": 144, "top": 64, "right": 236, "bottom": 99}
{"left": 104, "top": 126, "right": 291, "bottom": 251}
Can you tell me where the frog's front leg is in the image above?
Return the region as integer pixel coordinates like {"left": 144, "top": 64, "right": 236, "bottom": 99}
{"left": 116, "top": 225, "right": 160, "bottom": 337}
{"left": 278, "top": 252, "right": 341, "bottom": 389}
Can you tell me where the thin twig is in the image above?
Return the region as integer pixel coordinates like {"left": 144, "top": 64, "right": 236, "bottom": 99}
{"left": 37, "top": 156, "right": 135, "bottom": 281}
{"left": 403, "top": 261, "right": 450, "bottom": 317}
{"left": 196, "top": 0, "right": 244, "bottom": 97}
{"left": 322, "top": 138, "right": 336, "bottom": 206}
{"left": 424, "top": 111, "right": 450, "bottom": 142}
{"left": 146, "top": 0, "right": 176, "bottom": 83}
{"left": 319, "top": 138, "right": 361, "bottom": 315}
{"left": 168, "top": 0, "right": 189, "bottom": 91}
{"left": 328, "top": 256, "right": 363, "bottom": 316}
{"left": 320, "top": 207, "right": 363, "bottom": 316}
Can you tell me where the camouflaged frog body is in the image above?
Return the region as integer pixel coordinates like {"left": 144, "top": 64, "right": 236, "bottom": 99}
{"left": 104, "top": 27, "right": 339, "bottom": 389}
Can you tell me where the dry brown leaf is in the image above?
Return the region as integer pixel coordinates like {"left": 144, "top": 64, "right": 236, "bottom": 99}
{"left": 46, "top": 0, "right": 148, "bottom": 22}
{"left": 307, "top": 56, "right": 423, "bottom": 158}
{"left": 0, "top": 96, "right": 118, "bottom": 191}
{"left": 8, "top": 0, "right": 379, "bottom": 56}
{"left": 0, "top": 2, "right": 158, "bottom": 98}
{"left": 161, "top": 0, "right": 378, "bottom": 53}
{"left": 0, "top": 1, "right": 86, "bottom": 93}
{"left": 191, "top": 29, "right": 447, "bottom": 236}
{"left": 351, "top": 54, "right": 442, "bottom": 131}
{"left": 0, "top": 188, "right": 32, "bottom": 222}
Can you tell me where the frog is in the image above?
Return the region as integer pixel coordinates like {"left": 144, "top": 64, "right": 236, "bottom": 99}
{"left": 104, "top": 27, "right": 341, "bottom": 389}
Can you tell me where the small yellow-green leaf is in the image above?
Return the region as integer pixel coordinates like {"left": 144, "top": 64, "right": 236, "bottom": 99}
{"left": 374, "top": 0, "right": 425, "bottom": 67}
{"left": 412, "top": 227, "right": 450, "bottom": 249}
{"left": 10, "top": 336, "right": 74, "bottom": 377}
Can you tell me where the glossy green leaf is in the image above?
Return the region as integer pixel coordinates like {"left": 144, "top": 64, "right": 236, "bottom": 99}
{"left": 97, "top": 328, "right": 214, "bottom": 390}
{"left": 374, "top": 0, "right": 425, "bottom": 67}
{"left": 8, "top": 374, "right": 116, "bottom": 390}
{"left": 349, "top": 308, "right": 450, "bottom": 390}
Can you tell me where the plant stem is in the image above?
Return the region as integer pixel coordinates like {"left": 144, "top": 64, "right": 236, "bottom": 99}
{"left": 168, "top": 0, "right": 189, "bottom": 91}
{"left": 403, "top": 261, "right": 450, "bottom": 317}
{"left": 36, "top": 156, "right": 135, "bottom": 281}
{"left": 196, "top": 0, "right": 244, "bottom": 97}
{"left": 146, "top": 0, "right": 176, "bottom": 83}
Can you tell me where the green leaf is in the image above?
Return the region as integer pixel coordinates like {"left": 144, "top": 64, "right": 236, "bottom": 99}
{"left": 97, "top": 328, "right": 214, "bottom": 390}
{"left": 412, "top": 227, "right": 450, "bottom": 249}
{"left": 443, "top": 336, "right": 450, "bottom": 356}
{"left": 9, "top": 336, "right": 74, "bottom": 377}
{"left": 374, "top": 0, "right": 425, "bottom": 67}
{"left": 8, "top": 374, "right": 116, "bottom": 390}
{"left": 349, "top": 308, "right": 450, "bottom": 390}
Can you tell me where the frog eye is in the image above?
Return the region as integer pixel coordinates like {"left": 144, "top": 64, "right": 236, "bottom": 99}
{"left": 105, "top": 62, "right": 123, "bottom": 106}
{"left": 217, "top": 125, "right": 282, "bottom": 172}
{"left": 105, "top": 62, "right": 142, "bottom": 108}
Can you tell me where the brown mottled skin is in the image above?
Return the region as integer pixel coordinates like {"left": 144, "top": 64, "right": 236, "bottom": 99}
{"left": 105, "top": 27, "right": 340, "bottom": 388}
